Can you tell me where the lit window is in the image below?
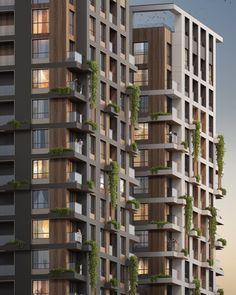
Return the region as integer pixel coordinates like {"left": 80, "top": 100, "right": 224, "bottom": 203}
{"left": 32, "top": 190, "right": 49, "bottom": 209}
{"left": 32, "top": 9, "right": 49, "bottom": 34}
{"left": 32, "top": 69, "right": 49, "bottom": 89}
{"left": 32, "top": 129, "right": 49, "bottom": 149}
{"left": 32, "top": 280, "right": 49, "bottom": 295}
{"left": 134, "top": 123, "right": 149, "bottom": 140}
{"left": 32, "top": 250, "right": 49, "bottom": 269}
{"left": 33, "top": 160, "right": 49, "bottom": 179}
{"left": 120, "top": 179, "right": 125, "bottom": 197}
{"left": 134, "top": 204, "right": 148, "bottom": 221}
{"left": 133, "top": 150, "right": 148, "bottom": 167}
{"left": 32, "top": 220, "right": 49, "bottom": 239}
{"left": 100, "top": 171, "right": 105, "bottom": 190}
{"left": 32, "top": 99, "right": 49, "bottom": 119}
{"left": 138, "top": 258, "right": 149, "bottom": 274}
{"left": 32, "top": 39, "right": 49, "bottom": 59}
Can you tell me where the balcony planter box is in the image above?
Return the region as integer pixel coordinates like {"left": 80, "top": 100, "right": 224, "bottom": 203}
{"left": 105, "top": 105, "right": 119, "bottom": 117}
{"left": 126, "top": 144, "right": 139, "bottom": 156}
{"left": 189, "top": 229, "right": 199, "bottom": 238}
{"left": 125, "top": 202, "right": 138, "bottom": 212}
{"left": 215, "top": 240, "right": 224, "bottom": 250}
{"left": 104, "top": 282, "right": 118, "bottom": 290}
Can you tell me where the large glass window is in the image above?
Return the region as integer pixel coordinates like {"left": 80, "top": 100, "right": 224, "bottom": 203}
{"left": 32, "top": 250, "right": 49, "bottom": 269}
{"left": 134, "top": 204, "right": 148, "bottom": 221}
{"left": 32, "top": 220, "right": 49, "bottom": 239}
{"left": 32, "top": 280, "right": 49, "bottom": 295}
{"left": 33, "top": 160, "right": 49, "bottom": 179}
{"left": 135, "top": 231, "right": 148, "bottom": 248}
{"left": 133, "top": 42, "right": 148, "bottom": 64}
{"left": 32, "top": 190, "right": 49, "bottom": 209}
{"left": 32, "top": 9, "right": 49, "bottom": 34}
{"left": 32, "top": 39, "right": 49, "bottom": 59}
{"left": 138, "top": 258, "right": 149, "bottom": 274}
{"left": 32, "top": 129, "right": 49, "bottom": 149}
{"left": 139, "top": 96, "right": 149, "bottom": 114}
{"left": 134, "top": 177, "right": 149, "bottom": 194}
{"left": 32, "top": 99, "right": 49, "bottom": 119}
{"left": 134, "top": 123, "right": 148, "bottom": 140}
{"left": 133, "top": 150, "right": 148, "bottom": 167}
{"left": 134, "top": 69, "right": 148, "bottom": 86}
{"left": 32, "top": 69, "right": 49, "bottom": 89}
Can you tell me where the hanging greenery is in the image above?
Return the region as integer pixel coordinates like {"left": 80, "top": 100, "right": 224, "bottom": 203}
{"left": 149, "top": 273, "right": 170, "bottom": 282}
{"left": 193, "top": 278, "right": 201, "bottom": 295}
{"left": 128, "top": 85, "right": 141, "bottom": 127}
{"left": 192, "top": 121, "right": 201, "bottom": 161}
{"left": 107, "top": 219, "right": 121, "bottom": 230}
{"left": 216, "top": 135, "right": 225, "bottom": 178}
{"left": 207, "top": 258, "right": 214, "bottom": 267}
{"left": 7, "top": 239, "right": 26, "bottom": 249}
{"left": 110, "top": 278, "right": 119, "bottom": 287}
{"left": 50, "top": 208, "right": 73, "bottom": 216}
{"left": 179, "top": 195, "right": 193, "bottom": 234}
{"left": 206, "top": 207, "right": 217, "bottom": 247}
{"left": 109, "top": 161, "right": 119, "bottom": 208}
{"left": 218, "top": 289, "right": 224, "bottom": 295}
{"left": 84, "top": 240, "right": 99, "bottom": 289}
{"left": 127, "top": 198, "right": 140, "bottom": 209}
{"left": 129, "top": 256, "right": 138, "bottom": 295}
{"left": 87, "top": 60, "right": 99, "bottom": 109}
{"left": 217, "top": 238, "right": 227, "bottom": 246}
{"left": 150, "top": 220, "right": 169, "bottom": 228}
{"left": 181, "top": 248, "right": 188, "bottom": 256}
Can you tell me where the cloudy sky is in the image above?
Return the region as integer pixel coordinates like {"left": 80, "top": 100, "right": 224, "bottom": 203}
{"left": 130, "top": 0, "right": 236, "bottom": 293}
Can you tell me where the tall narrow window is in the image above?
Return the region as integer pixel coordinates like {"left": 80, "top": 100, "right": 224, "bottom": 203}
{"left": 133, "top": 42, "right": 148, "bottom": 64}
{"left": 32, "top": 250, "right": 49, "bottom": 269}
{"left": 32, "top": 281, "right": 49, "bottom": 295}
{"left": 32, "top": 39, "right": 49, "bottom": 59}
{"left": 32, "top": 69, "right": 49, "bottom": 89}
{"left": 32, "top": 100, "right": 49, "bottom": 119}
{"left": 32, "top": 190, "right": 49, "bottom": 209}
{"left": 32, "top": 9, "right": 49, "bottom": 34}
{"left": 32, "top": 220, "right": 49, "bottom": 239}
{"left": 69, "top": 10, "right": 75, "bottom": 35}
{"left": 32, "top": 160, "right": 49, "bottom": 179}
{"left": 32, "top": 129, "right": 49, "bottom": 149}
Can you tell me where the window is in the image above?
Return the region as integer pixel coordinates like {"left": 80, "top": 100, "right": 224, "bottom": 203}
{"left": 100, "top": 81, "right": 106, "bottom": 101}
{"left": 100, "top": 229, "right": 105, "bottom": 248}
{"left": 100, "top": 112, "right": 105, "bottom": 131}
{"left": 32, "top": 129, "right": 49, "bottom": 149}
{"left": 89, "top": 16, "right": 96, "bottom": 39}
{"left": 100, "top": 52, "right": 106, "bottom": 72}
{"left": 33, "top": 160, "right": 49, "bottom": 179}
{"left": 120, "top": 179, "right": 125, "bottom": 197}
{"left": 134, "top": 204, "right": 148, "bottom": 221}
{"left": 121, "top": 35, "right": 126, "bottom": 55}
{"left": 209, "top": 64, "right": 213, "bottom": 85}
{"left": 100, "top": 0, "right": 106, "bottom": 14}
{"left": 89, "top": 46, "right": 96, "bottom": 60}
{"left": 32, "top": 39, "right": 49, "bottom": 59}
{"left": 100, "top": 258, "right": 106, "bottom": 277}
{"left": 32, "top": 280, "right": 49, "bottom": 295}
{"left": 120, "top": 208, "right": 125, "bottom": 226}
{"left": 138, "top": 258, "right": 149, "bottom": 274}
{"left": 185, "top": 49, "right": 189, "bottom": 70}
{"left": 100, "top": 171, "right": 105, "bottom": 190}
{"left": 100, "top": 141, "right": 106, "bottom": 160}
{"left": 90, "top": 195, "right": 96, "bottom": 215}
{"left": 167, "top": 43, "right": 172, "bottom": 66}
{"left": 120, "top": 150, "right": 125, "bottom": 169}
{"left": 120, "top": 265, "right": 125, "bottom": 283}
{"left": 121, "top": 7, "right": 126, "bottom": 26}
{"left": 135, "top": 231, "right": 148, "bottom": 248}
{"left": 133, "top": 42, "right": 148, "bottom": 64}
{"left": 134, "top": 123, "right": 148, "bottom": 140}
{"left": 32, "top": 69, "right": 49, "bottom": 89}
{"left": 69, "top": 10, "right": 75, "bottom": 35}
{"left": 100, "top": 23, "right": 106, "bottom": 43}
{"left": 32, "top": 190, "right": 49, "bottom": 209}
{"left": 32, "top": 250, "right": 49, "bottom": 269}
{"left": 32, "top": 99, "right": 49, "bottom": 120}
{"left": 121, "top": 236, "right": 126, "bottom": 255}
{"left": 32, "top": 9, "right": 49, "bottom": 34}
{"left": 121, "top": 64, "right": 126, "bottom": 83}
{"left": 139, "top": 96, "right": 149, "bottom": 114}
{"left": 32, "top": 220, "right": 49, "bottom": 239}
{"left": 100, "top": 199, "right": 106, "bottom": 219}
{"left": 134, "top": 69, "right": 148, "bottom": 86}
{"left": 120, "top": 122, "right": 125, "bottom": 140}
{"left": 90, "top": 136, "right": 96, "bottom": 156}
{"left": 32, "top": 0, "right": 49, "bottom": 3}
{"left": 133, "top": 150, "right": 148, "bottom": 167}
{"left": 134, "top": 177, "right": 148, "bottom": 194}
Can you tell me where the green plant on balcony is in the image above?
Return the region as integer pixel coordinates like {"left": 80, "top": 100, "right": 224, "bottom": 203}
{"left": 181, "top": 140, "right": 189, "bottom": 149}
{"left": 7, "top": 119, "right": 21, "bottom": 129}
{"left": 181, "top": 248, "right": 188, "bottom": 256}
{"left": 49, "top": 268, "right": 75, "bottom": 276}
{"left": 195, "top": 175, "right": 201, "bottom": 183}
{"left": 50, "top": 147, "right": 73, "bottom": 155}
{"left": 179, "top": 195, "right": 193, "bottom": 234}
{"left": 7, "top": 239, "right": 26, "bottom": 249}
{"left": 87, "top": 180, "right": 95, "bottom": 190}
{"left": 206, "top": 207, "right": 217, "bottom": 247}
{"left": 131, "top": 142, "right": 138, "bottom": 152}
{"left": 84, "top": 120, "right": 97, "bottom": 130}
{"left": 107, "top": 219, "right": 121, "bottom": 230}
{"left": 129, "top": 255, "right": 138, "bottom": 295}
{"left": 217, "top": 288, "right": 224, "bottom": 295}
{"left": 107, "top": 102, "right": 121, "bottom": 113}
{"left": 50, "top": 87, "right": 72, "bottom": 95}
{"left": 127, "top": 198, "right": 140, "bottom": 209}
{"left": 128, "top": 84, "right": 141, "bottom": 127}
{"left": 7, "top": 180, "right": 27, "bottom": 189}
{"left": 193, "top": 278, "right": 201, "bottom": 295}
{"left": 192, "top": 227, "right": 202, "bottom": 236}
{"left": 150, "top": 220, "right": 169, "bottom": 228}
{"left": 87, "top": 60, "right": 99, "bottom": 109}
{"left": 217, "top": 238, "right": 227, "bottom": 246}
{"left": 150, "top": 273, "right": 170, "bottom": 282}
{"left": 207, "top": 258, "right": 214, "bottom": 267}
{"left": 50, "top": 208, "right": 73, "bottom": 217}
{"left": 220, "top": 188, "right": 227, "bottom": 196}
{"left": 84, "top": 240, "right": 99, "bottom": 289}
{"left": 150, "top": 165, "right": 170, "bottom": 174}
{"left": 192, "top": 120, "right": 201, "bottom": 161}
{"left": 110, "top": 278, "right": 119, "bottom": 287}
{"left": 109, "top": 161, "right": 119, "bottom": 208}
{"left": 216, "top": 135, "right": 225, "bottom": 178}
{"left": 150, "top": 111, "right": 171, "bottom": 120}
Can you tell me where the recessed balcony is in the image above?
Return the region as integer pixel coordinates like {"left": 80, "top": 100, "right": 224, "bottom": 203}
{"left": 0, "top": 264, "right": 14, "bottom": 276}
{"left": 0, "top": 204, "right": 14, "bottom": 216}
{"left": 0, "top": 234, "right": 14, "bottom": 246}
{"left": 0, "top": 85, "right": 14, "bottom": 96}
{"left": 67, "top": 51, "right": 83, "bottom": 64}
{"left": 67, "top": 172, "right": 82, "bottom": 185}
{"left": 0, "top": 25, "right": 14, "bottom": 36}
{"left": 69, "top": 202, "right": 82, "bottom": 215}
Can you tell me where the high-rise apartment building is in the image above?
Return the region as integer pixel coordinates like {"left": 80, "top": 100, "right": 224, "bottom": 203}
{"left": 130, "top": 3, "right": 225, "bottom": 295}
{"left": 0, "top": 1, "right": 139, "bottom": 295}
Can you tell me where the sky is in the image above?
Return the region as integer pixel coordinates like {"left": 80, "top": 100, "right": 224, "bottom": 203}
{"left": 130, "top": 0, "right": 236, "bottom": 293}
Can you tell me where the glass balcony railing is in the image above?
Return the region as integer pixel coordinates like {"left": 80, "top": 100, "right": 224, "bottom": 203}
{"left": 0, "top": 85, "right": 15, "bottom": 96}
{"left": 0, "top": 25, "right": 14, "bottom": 36}
{"left": 0, "top": 0, "right": 14, "bottom": 6}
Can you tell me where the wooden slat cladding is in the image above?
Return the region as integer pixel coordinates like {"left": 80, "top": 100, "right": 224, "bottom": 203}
{"left": 50, "top": 220, "right": 69, "bottom": 244}
{"left": 50, "top": 281, "right": 69, "bottom": 295}
{"left": 149, "top": 123, "right": 167, "bottom": 144}
{"left": 50, "top": 98, "right": 68, "bottom": 123}
{"left": 50, "top": 188, "right": 68, "bottom": 208}
{"left": 49, "top": 68, "right": 67, "bottom": 89}
{"left": 149, "top": 177, "right": 166, "bottom": 198}
{"left": 0, "top": 12, "right": 14, "bottom": 26}
{"left": 50, "top": 159, "right": 68, "bottom": 183}
{"left": 49, "top": 0, "right": 67, "bottom": 63}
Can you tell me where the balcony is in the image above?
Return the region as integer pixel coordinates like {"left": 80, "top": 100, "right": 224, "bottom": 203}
{"left": 67, "top": 142, "right": 83, "bottom": 155}
{"left": 149, "top": 161, "right": 181, "bottom": 179}
{"left": 0, "top": 234, "right": 14, "bottom": 245}
{"left": 0, "top": 25, "right": 14, "bottom": 36}
{"left": 67, "top": 232, "right": 82, "bottom": 244}
{"left": 0, "top": 204, "right": 14, "bottom": 216}
{"left": 69, "top": 202, "right": 82, "bottom": 215}
{"left": 0, "top": 55, "right": 14, "bottom": 66}
{"left": 0, "top": 144, "right": 14, "bottom": 156}
{"left": 0, "top": 175, "right": 14, "bottom": 186}
{"left": 67, "top": 112, "right": 82, "bottom": 124}
{"left": 0, "top": 0, "right": 14, "bottom": 5}
{"left": 0, "top": 115, "right": 14, "bottom": 126}
{"left": 67, "top": 172, "right": 82, "bottom": 185}
{"left": 0, "top": 85, "right": 15, "bottom": 96}
{"left": 67, "top": 51, "right": 83, "bottom": 64}
{"left": 0, "top": 264, "right": 14, "bottom": 276}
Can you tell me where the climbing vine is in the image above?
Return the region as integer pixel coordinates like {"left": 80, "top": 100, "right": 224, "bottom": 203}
{"left": 128, "top": 85, "right": 141, "bottom": 127}
{"left": 84, "top": 240, "right": 99, "bottom": 289}
{"left": 87, "top": 60, "right": 99, "bottom": 109}
{"left": 129, "top": 256, "right": 138, "bottom": 295}
{"left": 180, "top": 195, "right": 193, "bottom": 234}
{"left": 192, "top": 121, "right": 201, "bottom": 161}
{"left": 193, "top": 278, "right": 201, "bottom": 295}
{"left": 109, "top": 161, "right": 119, "bottom": 208}
{"left": 216, "top": 135, "right": 225, "bottom": 178}
{"left": 206, "top": 207, "right": 217, "bottom": 247}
